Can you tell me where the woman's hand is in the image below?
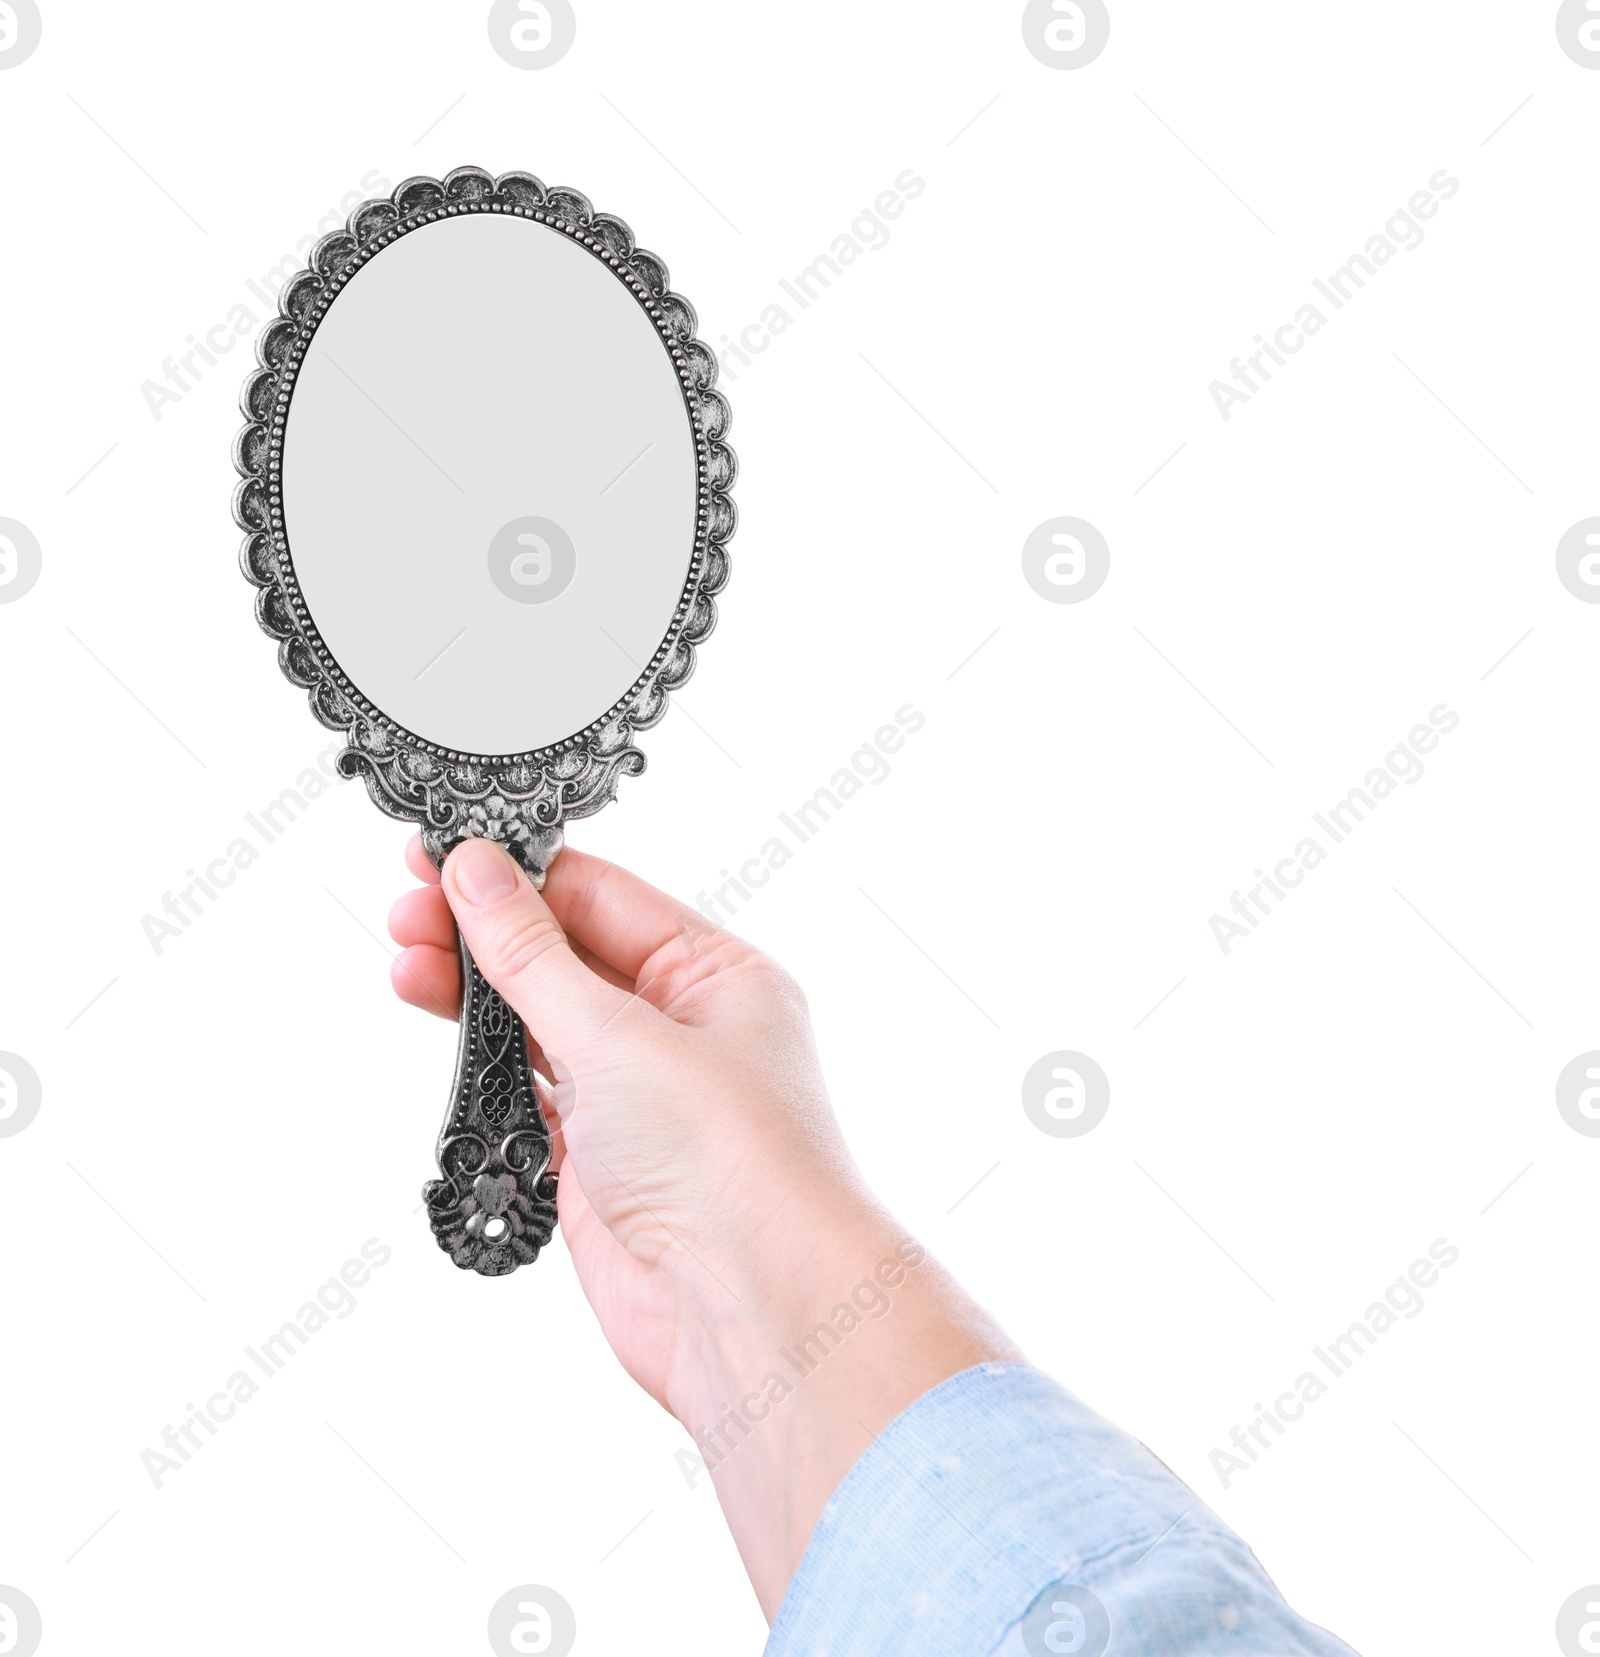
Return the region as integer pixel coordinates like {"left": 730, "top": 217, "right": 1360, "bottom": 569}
{"left": 388, "top": 834, "right": 1019, "bottom": 1617}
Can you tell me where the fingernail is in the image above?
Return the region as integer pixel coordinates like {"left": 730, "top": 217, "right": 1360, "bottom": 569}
{"left": 451, "top": 838, "right": 519, "bottom": 907}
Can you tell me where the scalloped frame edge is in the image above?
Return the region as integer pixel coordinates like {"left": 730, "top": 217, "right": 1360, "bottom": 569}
{"left": 232, "top": 165, "right": 736, "bottom": 875}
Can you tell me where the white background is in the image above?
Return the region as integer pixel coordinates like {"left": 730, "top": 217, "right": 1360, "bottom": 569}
{"left": 1, "top": 4, "right": 1596, "bottom": 1654}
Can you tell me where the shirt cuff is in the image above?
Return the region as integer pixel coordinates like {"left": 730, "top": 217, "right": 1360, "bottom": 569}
{"left": 764, "top": 1362, "right": 1357, "bottom": 1657}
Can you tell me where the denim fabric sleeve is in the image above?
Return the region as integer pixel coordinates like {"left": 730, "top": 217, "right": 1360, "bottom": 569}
{"left": 764, "top": 1362, "right": 1358, "bottom": 1657}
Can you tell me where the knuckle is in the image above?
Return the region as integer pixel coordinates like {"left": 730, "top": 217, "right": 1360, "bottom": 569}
{"left": 777, "top": 971, "right": 810, "bottom": 1018}
{"left": 748, "top": 950, "right": 808, "bottom": 1013}
{"left": 486, "top": 910, "right": 569, "bottom": 983}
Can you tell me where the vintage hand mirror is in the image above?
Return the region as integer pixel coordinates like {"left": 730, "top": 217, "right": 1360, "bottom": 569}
{"left": 232, "top": 167, "right": 735, "bottom": 1278}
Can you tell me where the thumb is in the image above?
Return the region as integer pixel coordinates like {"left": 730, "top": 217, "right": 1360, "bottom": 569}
{"left": 442, "top": 837, "right": 614, "bottom": 1046}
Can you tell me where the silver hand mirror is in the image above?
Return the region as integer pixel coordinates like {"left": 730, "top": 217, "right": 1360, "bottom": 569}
{"left": 232, "top": 167, "right": 735, "bottom": 1278}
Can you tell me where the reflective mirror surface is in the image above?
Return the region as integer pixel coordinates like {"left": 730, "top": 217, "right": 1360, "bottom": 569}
{"left": 281, "top": 212, "right": 698, "bottom": 755}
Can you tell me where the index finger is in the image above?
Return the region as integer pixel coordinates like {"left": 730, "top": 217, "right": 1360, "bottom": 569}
{"left": 542, "top": 846, "right": 721, "bottom": 980}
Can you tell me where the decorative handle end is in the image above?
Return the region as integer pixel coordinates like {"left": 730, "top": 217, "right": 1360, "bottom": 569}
{"left": 424, "top": 1163, "right": 558, "bottom": 1277}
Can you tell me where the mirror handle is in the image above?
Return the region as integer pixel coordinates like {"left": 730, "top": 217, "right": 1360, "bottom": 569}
{"left": 421, "top": 932, "right": 558, "bottom": 1276}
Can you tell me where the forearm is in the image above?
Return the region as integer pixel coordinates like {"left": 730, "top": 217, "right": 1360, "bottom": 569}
{"left": 664, "top": 1184, "right": 1022, "bottom": 1620}
{"left": 415, "top": 840, "right": 1358, "bottom": 1651}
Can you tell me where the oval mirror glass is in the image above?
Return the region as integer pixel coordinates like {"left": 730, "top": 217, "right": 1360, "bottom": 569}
{"left": 280, "top": 211, "right": 699, "bottom": 756}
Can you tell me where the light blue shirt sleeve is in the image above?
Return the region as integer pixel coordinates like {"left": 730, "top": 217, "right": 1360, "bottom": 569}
{"left": 765, "top": 1362, "right": 1358, "bottom": 1657}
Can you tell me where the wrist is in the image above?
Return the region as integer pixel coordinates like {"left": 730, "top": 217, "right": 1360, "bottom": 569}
{"left": 662, "top": 1181, "right": 1021, "bottom": 1618}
